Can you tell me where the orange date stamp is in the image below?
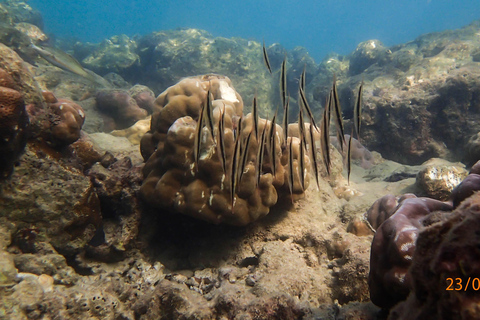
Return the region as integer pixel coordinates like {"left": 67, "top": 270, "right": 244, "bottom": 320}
{"left": 446, "top": 278, "right": 480, "bottom": 291}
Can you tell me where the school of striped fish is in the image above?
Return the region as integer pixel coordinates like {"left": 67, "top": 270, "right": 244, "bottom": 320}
{"left": 193, "top": 41, "right": 363, "bottom": 209}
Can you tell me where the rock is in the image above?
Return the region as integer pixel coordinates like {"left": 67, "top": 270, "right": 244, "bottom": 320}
{"left": 128, "top": 84, "right": 155, "bottom": 113}
{"left": 82, "top": 34, "right": 140, "bottom": 75}
{"left": 111, "top": 116, "right": 151, "bottom": 145}
{"left": 0, "top": 145, "right": 102, "bottom": 256}
{"left": 95, "top": 89, "right": 148, "bottom": 130}
{"left": 309, "top": 21, "right": 480, "bottom": 165}
{"left": 415, "top": 159, "right": 468, "bottom": 201}
{"left": 465, "top": 132, "right": 480, "bottom": 166}
{"left": 14, "top": 22, "right": 48, "bottom": 44}
{"left": 0, "top": 252, "right": 17, "bottom": 286}
{"left": 13, "top": 252, "right": 78, "bottom": 285}
{"left": 349, "top": 40, "right": 391, "bottom": 76}
{"left": 330, "top": 239, "right": 371, "bottom": 304}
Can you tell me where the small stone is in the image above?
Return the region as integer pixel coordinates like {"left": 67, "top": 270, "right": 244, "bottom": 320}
{"left": 37, "top": 274, "right": 53, "bottom": 292}
{"left": 245, "top": 275, "right": 256, "bottom": 287}
{"left": 416, "top": 161, "right": 468, "bottom": 200}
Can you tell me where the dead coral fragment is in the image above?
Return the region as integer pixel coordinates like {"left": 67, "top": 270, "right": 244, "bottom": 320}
{"left": 140, "top": 75, "right": 309, "bottom": 225}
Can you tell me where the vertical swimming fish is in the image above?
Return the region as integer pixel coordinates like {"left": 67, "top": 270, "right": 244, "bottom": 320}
{"left": 298, "top": 86, "right": 318, "bottom": 132}
{"left": 230, "top": 129, "right": 242, "bottom": 211}
{"left": 282, "top": 96, "right": 290, "bottom": 145}
{"left": 235, "top": 116, "right": 243, "bottom": 140}
{"left": 280, "top": 55, "right": 287, "bottom": 108}
{"left": 332, "top": 76, "right": 346, "bottom": 151}
{"left": 268, "top": 111, "right": 278, "bottom": 177}
{"left": 300, "top": 64, "right": 306, "bottom": 93}
{"left": 256, "top": 124, "right": 267, "bottom": 186}
{"left": 320, "top": 96, "right": 331, "bottom": 176}
{"left": 204, "top": 90, "right": 216, "bottom": 144}
{"left": 239, "top": 131, "right": 253, "bottom": 184}
{"left": 298, "top": 107, "right": 307, "bottom": 147}
{"left": 194, "top": 99, "right": 206, "bottom": 170}
{"left": 252, "top": 94, "right": 259, "bottom": 140}
{"left": 347, "top": 133, "right": 353, "bottom": 185}
{"left": 354, "top": 81, "right": 363, "bottom": 140}
{"left": 217, "top": 104, "right": 227, "bottom": 175}
{"left": 262, "top": 40, "right": 272, "bottom": 74}
{"left": 299, "top": 136, "right": 306, "bottom": 191}
{"left": 287, "top": 139, "right": 294, "bottom": 200}
{"left": 308, "top": 120, "right": 320, "bottom": 189}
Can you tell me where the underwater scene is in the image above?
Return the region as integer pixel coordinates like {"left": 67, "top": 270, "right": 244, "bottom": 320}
{"left": 1, "top": 0, "right": 480, "bottom": 319}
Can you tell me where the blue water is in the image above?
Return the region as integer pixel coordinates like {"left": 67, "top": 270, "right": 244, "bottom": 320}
{"left": 29, "top": 0, "right": 480, "bottom": 62}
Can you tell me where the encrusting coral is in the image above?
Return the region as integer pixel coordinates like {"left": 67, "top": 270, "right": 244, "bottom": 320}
{"left": 140, "top": 74, "right": 311, "bottom": 226}
{"left": 368, "top": 194, "right": 452, "bottom": 309}
{"left": 367, "top": 160, "right": 480, "bottom": 313}
{"left": 46, "top": 95, "right": 86, "bottom": 147}
{"left": 389, "top": 162, "right": 480, "bottom": 319}
{"left": 0, "top": 68, "right": 28, "bottom": 179}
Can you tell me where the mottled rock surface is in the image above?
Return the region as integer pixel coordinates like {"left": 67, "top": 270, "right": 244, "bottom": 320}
{"left": 309, "top": 21, "right": 480, "bottom": 165}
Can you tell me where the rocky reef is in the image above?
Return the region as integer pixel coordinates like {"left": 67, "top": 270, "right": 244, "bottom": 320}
{"left": 316, "top": 22, "right": 480, "bottom": 165}
{"left": 66, "top": 20, "right": 480, "bottom": 166}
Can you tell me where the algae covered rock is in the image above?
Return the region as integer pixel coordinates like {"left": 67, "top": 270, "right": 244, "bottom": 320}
{"left": 307, "top": 21, "right": 480, "bottom": 165}
{"left": 0, "top": 145, "right": 102, "bottom": 255}
{"left": 134, "top": 29, "right": 277, "bottom": 116}
{"left": 82, "top": 34, "right": 140, "bottom": 75}
{"left": 349, "top": 39, "right": 391, "bottom": 76}
{"left": 415, "top": 159, "right": 468, "bottom": 201}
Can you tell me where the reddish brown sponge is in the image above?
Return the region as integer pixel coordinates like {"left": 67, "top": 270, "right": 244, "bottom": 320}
{"left": 140, "top": 75, "right": 310, "bottom": 226}
{"left": 368, "top": 195, "right": 452, "bottom": 309}
{"left": 0, "top": 74, "right": 28, "bottom": 179}
{"left": 48, "top": 98, "right": 85, "bottom": 147}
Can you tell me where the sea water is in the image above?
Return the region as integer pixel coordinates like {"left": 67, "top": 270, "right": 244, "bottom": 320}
{"left": 27, "top": 0, "right": 480, "bottom": 62}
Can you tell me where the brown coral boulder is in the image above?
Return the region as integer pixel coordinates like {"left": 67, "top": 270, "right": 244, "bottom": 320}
{"left": 140, "top": 75, "right": 309, "bottom": 226}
